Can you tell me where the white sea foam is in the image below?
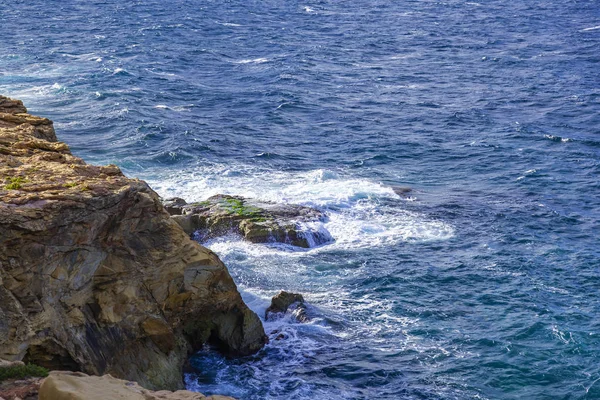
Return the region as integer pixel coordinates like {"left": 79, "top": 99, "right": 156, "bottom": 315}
{"left": 0, "top": 82, "right": 68, "bottom": 103}
{"left": 216, "top": 21, "right": 242, "bottom": 27}
{"left": 581, "top": 25, "right": 600, "bottom": 31}
{"left": 153, "top": 104, "right": 193, "bottom": 112}
{"left": 233, "top": 58, "right": 269, "bottom": 64}
{"left": 148, "top": 165, "right": 454, "bottom": 250}
{"left": 156, "top": 165, "right": 455, "bottom": 397}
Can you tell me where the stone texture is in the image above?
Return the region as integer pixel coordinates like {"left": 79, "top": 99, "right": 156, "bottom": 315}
{"left": 265, "top": 291, "right": 308, "bottom": 322}
{"left": 38, "top": 371, "right": 235, "bottom": 400}
{"left": 0, "top": 96, "right": 267, "bottom": 391}
{"left": 0, "top": 377, "right": 42, "bottom": 400}
{"left": 165, "top": 195, "right": 333, "bottom": 248}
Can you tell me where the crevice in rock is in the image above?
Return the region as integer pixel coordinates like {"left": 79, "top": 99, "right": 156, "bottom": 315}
{"left": 23, "top": 341, "right": 80, "bottom": 372}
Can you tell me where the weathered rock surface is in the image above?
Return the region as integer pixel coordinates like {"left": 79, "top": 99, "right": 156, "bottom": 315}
{"left": 165, "top": 195, "right": 333, "bottom": 248}
{"left": 0, "top": 96, "right": 267, "bottom": 391}
{"left": 0, "top": 377, "right": 42, "bottom": 400}
{"left": 38, "top": 371, "right": 234, "bottom": 400}
{"left": 265, "top": 291, "right": 308, "bottom": 322}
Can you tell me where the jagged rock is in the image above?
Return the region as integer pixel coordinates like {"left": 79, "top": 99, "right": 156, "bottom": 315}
{"left": 38, "top": 371, "right": 234, "bottom": 400}
{"left": 0, "top": 97, "right": 27, "bottom": 115}
{"left": 265, "top": 291, "right": 308, "bottom": 322}
{"left": 166, "top": 194, "right": 333, "bottom": 248}
{"left": 0, "top": 96, "right": 267, "bottom": 391}
{"left": 163, "top": 197, "right": 187, "bottom": 215}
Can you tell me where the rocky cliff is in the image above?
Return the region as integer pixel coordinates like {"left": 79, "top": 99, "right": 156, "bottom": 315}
{"left": 0, "top": 96, "right": 267, "bottom": 391}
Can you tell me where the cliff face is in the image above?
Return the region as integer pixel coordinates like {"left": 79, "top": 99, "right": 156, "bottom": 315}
{"left": 0, "top": 96, "right": 267, "bottom": 390}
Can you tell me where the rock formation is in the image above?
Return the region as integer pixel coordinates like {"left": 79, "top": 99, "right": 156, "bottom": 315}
{"left": 38, "top": 371, "right": 233, "bottom": 400}
{"left": 265, "top": 291, "right": 308, "bottom": 322}
{"left": 0, "top": 96, "right": 267, "bottom": 391}
{"left": 164, "top": 195, "right": 333, "bottom": 248}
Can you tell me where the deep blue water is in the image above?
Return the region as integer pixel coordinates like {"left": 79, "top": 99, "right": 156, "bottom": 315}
{"left": 2, "top": 0, "right": 600, "bottom": 398}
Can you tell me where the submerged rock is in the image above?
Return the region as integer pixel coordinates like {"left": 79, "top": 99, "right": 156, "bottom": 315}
{"left": 0, "top": 96, "right": 267, "bottom": 390}
{"left": 265, "top": 291, "right": 308, "bottom": 322}
{"left": 165, "top": 194, "right": 333, "bottom": 248}
{"left": 392, "top": 186, "right": 413, "bottom": 198}
{"left": 39, "top": 371, "right": 234, "bottom": 400}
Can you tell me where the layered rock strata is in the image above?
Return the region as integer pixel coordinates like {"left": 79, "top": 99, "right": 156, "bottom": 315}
{"left": 164, "top": 195, "right": 333, "bottom": 248}
{"left": 0, "top": 96, "right": 267, "bottom": 391}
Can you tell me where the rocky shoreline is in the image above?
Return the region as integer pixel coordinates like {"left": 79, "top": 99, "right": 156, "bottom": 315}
{"left": 0, "top": 96, "right": 268, "bottom": 398}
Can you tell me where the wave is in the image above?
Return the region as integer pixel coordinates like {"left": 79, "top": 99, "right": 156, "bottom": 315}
{"left": 232, "top": 58, "right": 269, "bottom": 64}
{"left": 581, "top": 25, "right": 600, "bottom": 32}
{"left": 147, "top": 165, "right": 454, "bottom": 250}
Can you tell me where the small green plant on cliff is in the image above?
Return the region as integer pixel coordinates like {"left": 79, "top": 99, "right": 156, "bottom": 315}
{"left": 64, "top": 182, "right": 79, "bottom": 188}
{"left": 222, "top": 198, "right": 264, "bottom": 218}
{"left": 4, "top": 176, "right": 28, "bottom": 190}
{"left": 0, "top": 363, "right": 49, "bottom": 382}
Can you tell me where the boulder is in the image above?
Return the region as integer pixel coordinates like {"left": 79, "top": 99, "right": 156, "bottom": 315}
{"left": 265, "top": 291, "right": 308, "bottom": 322}
{"left": 0, "top": 96, "right": 267, "bottom": 391}
{"left": 38, "top": 371, "right": 234, "bottom": 400}
{"left": 166, "top": 195, "right": 333, "bottom": 248}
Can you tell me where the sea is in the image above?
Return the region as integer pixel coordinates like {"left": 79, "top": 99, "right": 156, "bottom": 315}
{"left": 1, "top": 1, "right": 600, "bottom": 398}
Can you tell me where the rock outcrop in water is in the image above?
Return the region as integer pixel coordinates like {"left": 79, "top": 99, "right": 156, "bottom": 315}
{"left": 164, "top": 195, "right": 333, "bottom": 248}
{"left": 0, "top": 96, "right": 267, "bottom": 391}
{"left": 265, "top": 291, "right": 308, "bottom": 322}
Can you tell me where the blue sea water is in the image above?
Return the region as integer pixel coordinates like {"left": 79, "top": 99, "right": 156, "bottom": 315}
{"left": 2, "top": 0, "right": 600, "bottom": 398}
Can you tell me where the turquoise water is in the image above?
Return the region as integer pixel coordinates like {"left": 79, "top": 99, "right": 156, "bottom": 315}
{"left": 2, "top": 1, "right": 600, "bottom": 398}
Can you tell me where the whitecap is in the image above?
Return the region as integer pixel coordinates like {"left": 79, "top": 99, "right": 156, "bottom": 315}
{"left": 216, "top": 21, "right": 242, "bottom": 27}
{"left": 581, "top": 25, "right": 600, "bottom": 32}
{"left": 233, "top": 57, "right": 269, "bottom": 64}
{"left": 148, "top": 165, "right": 454, "bottom": 250}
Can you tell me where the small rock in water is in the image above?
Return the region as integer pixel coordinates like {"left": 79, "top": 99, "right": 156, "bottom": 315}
{"left": 392, "top": 186, "right": 413, "bottom": 197}
{"left": 265, "top": 291, "right": 308, "bottom": 322}
{"left": 165, "top": 194, "right": 334, "bottom": 248}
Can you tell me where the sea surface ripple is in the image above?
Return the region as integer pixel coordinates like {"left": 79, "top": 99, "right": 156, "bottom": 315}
{"left": 1, "top": 0, "right": 600, "bottom": 398}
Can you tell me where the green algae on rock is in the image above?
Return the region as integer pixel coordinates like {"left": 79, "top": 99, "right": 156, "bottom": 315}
{"left": 165, "top": 194, "right": 334, "bottom": 248}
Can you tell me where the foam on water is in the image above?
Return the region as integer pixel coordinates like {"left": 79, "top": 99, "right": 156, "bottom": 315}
{"left": 233, "top": 58, "right": 269, "bottom": 64}
{"left": 149, "top": 165, "right": 454, "bottom": 251}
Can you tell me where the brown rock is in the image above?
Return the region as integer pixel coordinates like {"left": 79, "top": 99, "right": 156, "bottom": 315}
{"left": 38, "top": 371, "right": 235, "bottom": 400}
{"left": 167, "top": 195, "right": 333, "bottom": 248}
{"left": 0, "top": 96, "right": 267, "bottom": 390}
